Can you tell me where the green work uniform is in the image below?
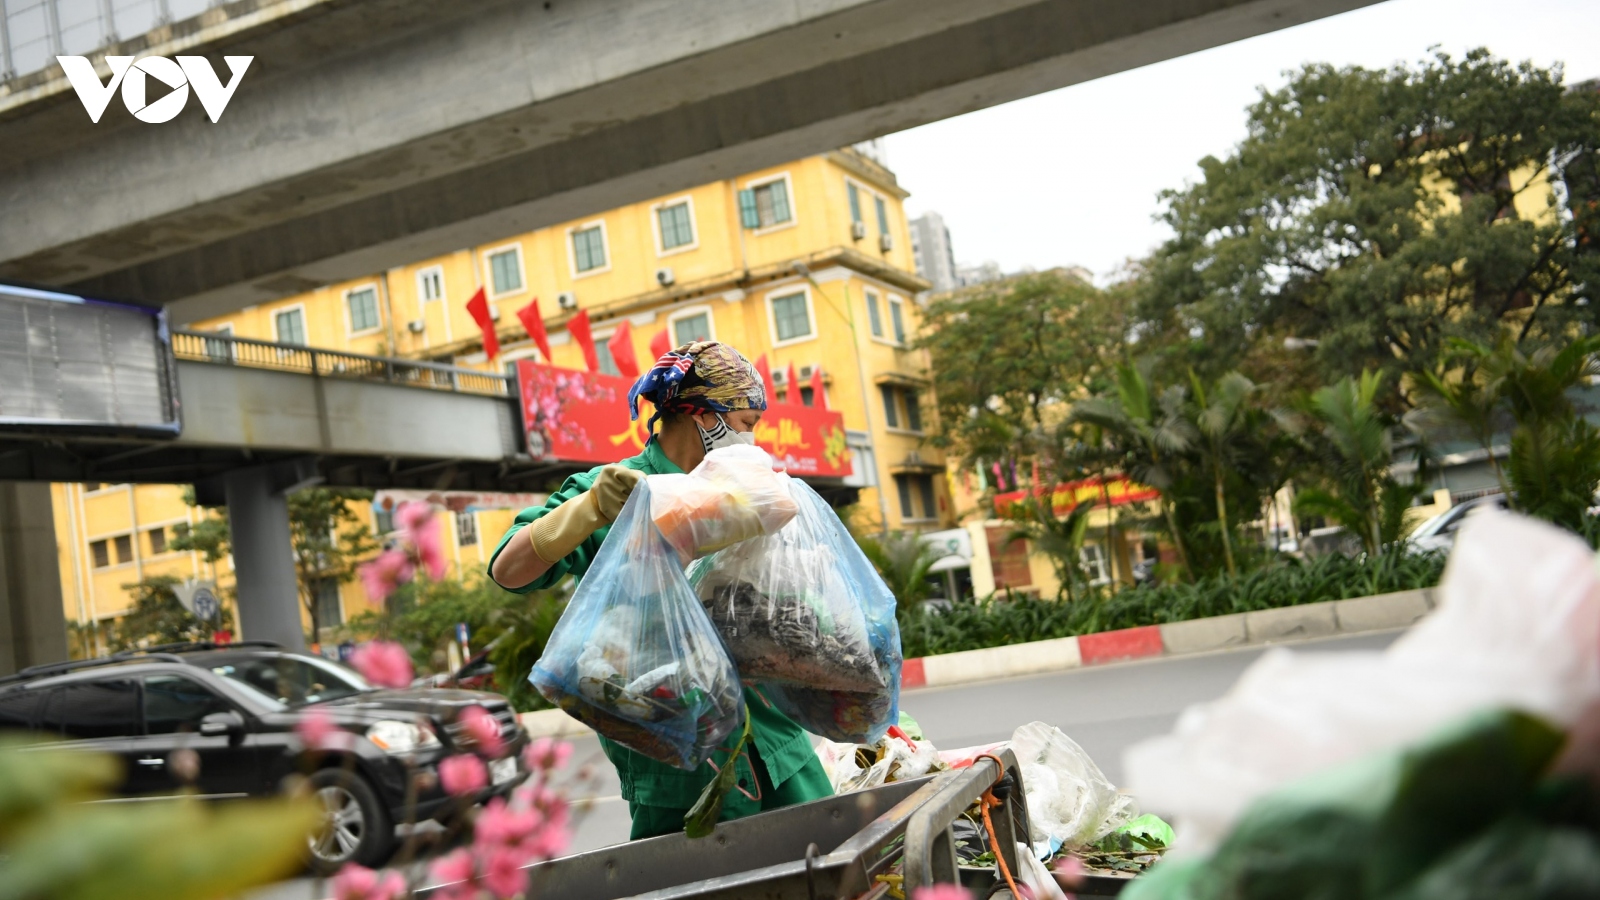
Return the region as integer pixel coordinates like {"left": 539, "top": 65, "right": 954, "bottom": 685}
{"left": 488, "top": 437, "right": 833, "bottom": 839}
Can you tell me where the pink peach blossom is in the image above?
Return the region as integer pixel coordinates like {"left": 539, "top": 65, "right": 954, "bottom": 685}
{"left": 1053, "top": 854, "right": 1084, "bottom": 888}
{"left": 329, "top": 863, "right": 406, "bottom": 900}
{"left": 410, "top": 512, "right": 447, "bottom": 581}
{"left": 426, "top": 848, "right": 477, "bottom": 900}
{"left": 351, "top": 640, "right": 414, "bottom": 689}
{"left": 479, "top": 845, "right": 529, "bottom": 900}
{"left": 475, "top": 797, "right": 538, "bottom": 848}
{"left": 359, "top": 549, "right": 414, "bottom": 605}
{"left": 459, "top": 705, "right": 507, "bottom": 758}
{"left": 295, "top": 707, "right": 348, "bottom": 751}
{"left": 522, "top": 737, "right": 572, "bottom": 773}
{"left": 440, "top": 754, "right": 488, "bottom": 796}
{"left": 911, "top": 886, "right": 973, "bottom": 900}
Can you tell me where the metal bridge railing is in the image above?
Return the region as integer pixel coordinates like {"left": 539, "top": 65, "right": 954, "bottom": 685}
{"left": 171, "top": 330, "right": 511, "bottom": 398}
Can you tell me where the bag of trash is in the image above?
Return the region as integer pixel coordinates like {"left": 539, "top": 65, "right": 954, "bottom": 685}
{"left": 650, "top": 445, "right": 798, "bottom": 564}
{"left": 1013, "top": 721, "right": 1138, "bottom": 850}
{"left": 689, "top": 479, "right": 901, "bottom": 742}
{"left": 531, "top": 481, "right": 745, "bottom": 770}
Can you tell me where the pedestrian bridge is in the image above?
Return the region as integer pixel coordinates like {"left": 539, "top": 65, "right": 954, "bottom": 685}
{"left": 0, "top": 330, "right": 547, "bottom": 492}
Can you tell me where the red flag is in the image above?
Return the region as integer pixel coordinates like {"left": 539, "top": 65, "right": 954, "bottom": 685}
{"left": 465, "top": 287, "right": 499, "bottom": 361}
{"left": 785, "top": 363, "right": 801, "bottom": 406}
{"left": 810, "top": 366, "right": 827, "bottom": 410}
{"left": 754, "top": 354, "right": 779, "bottom": 409}
{"left": 516, "top": 298, "right": 552, "bottom": 362}
{"left": 649, "top": 328, "right": 671, "bottom": 360}
{"left": 567, "top": 310, "right": 599, "bottom": 373}
{"left": 607, "top": 320, "right": 641, "bottom": 380}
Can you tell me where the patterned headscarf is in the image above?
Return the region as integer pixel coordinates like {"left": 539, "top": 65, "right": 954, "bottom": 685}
{"left": 627, "top": 341, "right": 767, "bottom": 432}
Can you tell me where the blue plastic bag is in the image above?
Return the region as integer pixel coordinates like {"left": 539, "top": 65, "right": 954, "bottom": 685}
{"left": 531, "top": 481, "right": 745, "bottom": 770}
{"left": 689, "top": 480, "right": 901, "bottom": 743}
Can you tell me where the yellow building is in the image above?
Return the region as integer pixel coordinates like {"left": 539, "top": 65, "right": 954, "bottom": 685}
{"left": 52, "top": 147, "right": 951, "bottom": 642}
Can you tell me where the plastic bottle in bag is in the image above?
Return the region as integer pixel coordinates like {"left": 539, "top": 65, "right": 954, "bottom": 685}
{"left": 689, "top": 479, "right": 902, "bottom": 743}
{"left": 530, "top": 481, "right": 746, "bottom": 770}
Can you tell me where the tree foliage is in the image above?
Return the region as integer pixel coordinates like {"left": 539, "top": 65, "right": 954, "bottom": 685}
{"left": 1138, "top": 49, "right": 1600, "bottom": 405}
{"left": 108, "top": 575, "right": 236, "bottom": 652}
{"left": 287, "top": 488, "right": 380, "bottom": 639}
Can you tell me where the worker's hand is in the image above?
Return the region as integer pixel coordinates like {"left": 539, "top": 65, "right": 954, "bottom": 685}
{"left": 589, "top": 465, "right": 645, "bottom": 522}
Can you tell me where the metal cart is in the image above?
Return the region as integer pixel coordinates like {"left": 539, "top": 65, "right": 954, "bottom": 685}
{"left": 440, "top": 749, "right": 1130, "bottom": 899}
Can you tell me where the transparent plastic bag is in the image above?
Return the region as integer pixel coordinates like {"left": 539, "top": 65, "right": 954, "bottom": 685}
{"left": 530, "top": 481, "right": 745, "bottom": 770}
{"left": 1013, "top": 721, "right": 1138, "bottom": 849}
{"left": 689, "top": 479, "right": 901, "bottom": 742}
{"left": 649, "top": 445, "right": 799, "bottom": 564}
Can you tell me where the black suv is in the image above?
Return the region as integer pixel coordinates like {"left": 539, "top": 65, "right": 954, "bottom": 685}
{"left": 0, "top": 642, "right": 529, "bottom": 873}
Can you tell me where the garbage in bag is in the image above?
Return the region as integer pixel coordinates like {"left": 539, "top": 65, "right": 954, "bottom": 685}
{"left": 530, "top": 481, "right": 745, "bottom": 770}
{"left": 1124, "top": 510, "right": 1600, "bottom": 853}
{"left": 689, "top": 479, "right": 901, "bottom": 741}
{"left": 650, "top": 445, "right": 798, "bottom": 564}
{"left": 1013, "top": 721, "right": 1138, "bottom": 850}
{"left": 1122, "top": 708, "right": 1600, "bottom": 900}
{"left": 815, "top": 725, "right": 946, "bottom": 794}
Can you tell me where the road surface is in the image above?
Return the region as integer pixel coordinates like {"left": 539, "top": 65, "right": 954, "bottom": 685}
{"left": 248, "top": 629, "right": 1403, "bottom": 899}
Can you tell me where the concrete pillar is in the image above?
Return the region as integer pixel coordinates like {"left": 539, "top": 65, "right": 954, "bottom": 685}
{"left": 224, "top": 468, "right": 307, "bottom": 652}
{"left": 0, "top": 482, "right": 70, "bottom": 676}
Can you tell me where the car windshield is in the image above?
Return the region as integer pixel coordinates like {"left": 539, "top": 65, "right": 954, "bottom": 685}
{"left": 209, "top": 654, "right": 373, "bottom": 707}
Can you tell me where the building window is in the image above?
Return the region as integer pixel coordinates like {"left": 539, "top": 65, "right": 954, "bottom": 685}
{"left": 770, "top": 291, "right": 812, "bottom": 343}
{"left": 274, "top": 308, "right": 306, "bottom": 346}
{"left": 673, "top": 312, "right": 711, "bottom": 346}
{"left": 571, "top": 225, "right": 607, "bottom": 273}
{"left": 314, "top": 579, "right": 343, "bottom": 628}
{"left": 346, "top": 286, "right": 380, "bottom": 334}
{"left": 147, "top": 527, "right": 167, "bottom": 556}
{"left": 875, "top": 195, "right": 890, "bottom": 234}
{"left": 202, "top": 324, "right": 234, "bottom": 362}
{"left": 594, "top": 338, "right": 621, "bottom": 377}
{"left": 114, "top": 534, "right": 133, "bottom": 565}
{"left": 903, "top": 389, "right": 923, "bottom": 433}
{"left": 848, "top": 182, "right": 862, "bottom": 224}
{"left": 90, "top": 540, "right": 110, "bottom": 569}
{"left": 456, "top": 510, "right": 478, "bottom": 547}
{"left": 889, "top": 296, "right": 906, "bottom": 344}
{"left": 418, "top": 267, "right": 445, "bottom": 303}
{"left": 373, "top": 505, "right": 395, "bottom": 535}
{"left": 865, "top": 291, "right": 883, "bottom": 338}
{"left": 1080, "top": 544, "right": 1111, "bottom": 586}
{"left": 880, "top": 385, "right": 900, "bottom": 429}
{"left": 896, "top": 476, "right": 915, "bottom": 520}
{"left": 894, "top": 474, "right": 937, "bottom": 521}
{"left": 801, "top": 386, "right": 815, "bottom": 407}
{"left": 656, "top": 201, "right": 695, "bottom": 251}
{"left": 488, "top": 246, "right": 524, "bottom": 296}
{"left": 750, "top": 178, "right": 792, "bottom": 228}
{"left": 918, "top": 476, "right": 937, "bottom": 521}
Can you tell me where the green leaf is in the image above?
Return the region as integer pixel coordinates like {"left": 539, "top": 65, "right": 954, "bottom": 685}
{"left": 684, "top": 709, "right": 752, "bottom": 839}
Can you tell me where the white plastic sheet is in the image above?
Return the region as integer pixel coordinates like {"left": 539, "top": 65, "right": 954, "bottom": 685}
{"left": 1012, "top": 721, "right": 1138, "bottom": 849}
{"left": 1124, "top": 510, "right": 1600, "bottom": 853}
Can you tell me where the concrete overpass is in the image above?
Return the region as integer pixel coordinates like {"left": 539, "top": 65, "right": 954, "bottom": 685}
{"left": 0, "top": 0, "right": 1382, "bottom": 323}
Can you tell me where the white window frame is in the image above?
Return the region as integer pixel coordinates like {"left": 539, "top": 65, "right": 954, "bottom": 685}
{"left": 765, "top": 284, "right": 817, "bottom": 348}
{"left": 416, "top": 265, "right": 446, "bottom": 303}
{"left": 886, "top": 294, "right": 908, "bottom": 346}
{"left": 650, "top": 196, "right": 699, "bottom": 257}
{"left": 483, "top": 242, "right": 527, "bottom": 300}
{"left": 743, "top": 171, "right": 798, "bottom": 235}
{"left": 343, "top": 282, "right": 383, "bottom": 338}
{"left": 1080, "top": 543, "right": 1112, "bottom": 587}
{"left": 667, "top": 304, "right": 717, "bottom": 346}
{"left": 272, "top": 303, "right": 308, "bottom": 346}
{"left": 566, "top": 220, "right": 612, "bottom": 278}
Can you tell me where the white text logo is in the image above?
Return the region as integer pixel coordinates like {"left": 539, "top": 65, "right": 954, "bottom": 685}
{"left": 57, "top": 55, "right": 253, "bottom": 123}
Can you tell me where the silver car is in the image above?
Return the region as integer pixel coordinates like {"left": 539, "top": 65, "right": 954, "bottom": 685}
{"left": 1407, "top": 495, "right": 1509, "bottom": 554}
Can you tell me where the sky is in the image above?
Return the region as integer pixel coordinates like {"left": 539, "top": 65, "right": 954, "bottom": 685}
{"left": 881, "top": 0, "right": 1600, "bottom": 285}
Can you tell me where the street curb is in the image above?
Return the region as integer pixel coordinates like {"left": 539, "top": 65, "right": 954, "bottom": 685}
{"left": 518, "top": 588, "right": 1437, "bottom": 736}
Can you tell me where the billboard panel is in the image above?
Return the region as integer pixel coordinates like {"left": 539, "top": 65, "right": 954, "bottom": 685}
{"left": 516, "top": 360, "right": 852, "bottom": 477}
{"left": 0, "top": 283, "right": 179, "bottom": 435}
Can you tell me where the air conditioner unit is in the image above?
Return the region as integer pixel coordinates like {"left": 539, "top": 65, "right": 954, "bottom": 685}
{"left": 799, "top": 365, "right": 815, "bottom": 379}
{"left": 656, "top": 267, "right": 675, "bottom": 287}
{"left": 406, "top": 319, "right": 425, "bottom": 334}
{"left": 879, "top": 233, "right": 894, "bottom": 252}
{"left": 850, "top": 220, "right": 867, "bottom": 240}
{"left": 557, "top": 292, "right": 578, "bottom": 311}
{"left": 772, "top": 368, "right": 787, "bottom": 385}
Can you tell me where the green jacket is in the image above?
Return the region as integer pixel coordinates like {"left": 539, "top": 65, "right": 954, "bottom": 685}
{"left": 488, "top": 438, "right": 821, "bottom": 809}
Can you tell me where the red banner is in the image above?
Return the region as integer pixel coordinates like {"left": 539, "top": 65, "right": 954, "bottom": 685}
{"left": 993, "top": 475, "right": 1159, "bottom": 517}
{"left": 516, "top": 361, "right": 853, "bottom": 478}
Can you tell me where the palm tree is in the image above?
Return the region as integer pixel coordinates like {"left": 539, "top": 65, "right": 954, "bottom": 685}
{"left": 1187, "top": 371, "right": 1260, "bottom": 577}
{"left": 1072, "top": 362, "right": 1198, "bottom": 580}
{"left": 1294, "top": 371, "right": 1421, "bottom": 556}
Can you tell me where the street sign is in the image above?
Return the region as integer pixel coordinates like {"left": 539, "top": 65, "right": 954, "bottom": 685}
{"left": 191, "top": 586, "right": 220, "bottom": 623}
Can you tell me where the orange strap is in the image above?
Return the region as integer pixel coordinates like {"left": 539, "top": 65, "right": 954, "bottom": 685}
{"left": 974, "top": 753, "right": 1023, "bottom": 900}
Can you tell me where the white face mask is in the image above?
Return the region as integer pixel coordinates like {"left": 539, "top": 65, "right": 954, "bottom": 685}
{"left": 698, "top": 413, "right": 756, "bottom": 452}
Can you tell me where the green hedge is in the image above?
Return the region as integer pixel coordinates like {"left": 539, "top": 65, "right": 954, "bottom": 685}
{"left": 899, "top": 551, "right": 1446, "bottom": 659}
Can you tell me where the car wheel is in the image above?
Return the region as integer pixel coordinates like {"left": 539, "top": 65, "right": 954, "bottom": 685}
{"left": 306, "top": 768, "right": 394, "bottom": 875}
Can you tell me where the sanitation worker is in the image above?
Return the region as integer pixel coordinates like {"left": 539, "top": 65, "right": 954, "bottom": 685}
{"left": 489, "top": 340, "right": 833, "bottom": 839}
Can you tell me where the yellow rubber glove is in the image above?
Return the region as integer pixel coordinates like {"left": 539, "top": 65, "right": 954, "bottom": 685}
{"left": 527, "top": 465, "right": 644, "bottom": 564}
